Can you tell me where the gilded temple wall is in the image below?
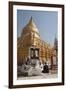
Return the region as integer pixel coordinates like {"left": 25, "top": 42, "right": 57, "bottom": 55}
{"left": 17, "top": 34, "right": 53, "bottom": 64}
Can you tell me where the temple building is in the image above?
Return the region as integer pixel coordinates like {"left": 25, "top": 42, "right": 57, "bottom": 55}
{"left": 17, "top": 17, "right": 57, "bottom": 67}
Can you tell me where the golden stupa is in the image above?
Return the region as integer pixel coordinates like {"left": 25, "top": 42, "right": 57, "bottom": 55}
{"left": 17, "top": 17, "right": 54, "bottom": 64}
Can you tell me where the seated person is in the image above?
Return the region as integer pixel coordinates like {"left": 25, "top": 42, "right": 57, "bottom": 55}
{"left": 42, "top": 62, "right": 49, "bottom": 73}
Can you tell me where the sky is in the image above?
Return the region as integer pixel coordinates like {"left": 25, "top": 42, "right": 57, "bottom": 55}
{"left": 17, "top": 10, "right": 58, "bottom": 46}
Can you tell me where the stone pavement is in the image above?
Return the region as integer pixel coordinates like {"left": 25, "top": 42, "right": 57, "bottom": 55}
{"left": 18, "top": 72, "right": 58, "bottom": 80}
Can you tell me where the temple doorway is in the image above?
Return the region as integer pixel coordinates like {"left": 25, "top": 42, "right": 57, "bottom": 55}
{"left": 30, "top": 48, "right": 39, "bottom": 59}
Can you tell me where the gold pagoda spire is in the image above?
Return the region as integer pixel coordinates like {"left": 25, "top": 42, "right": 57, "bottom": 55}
{"left": 23, "top": 16, "right": 39, "bottom": 34}
{"left": 27, "top": 16, "right": 37, "bottom": 29}
{"left": 28, "top": 16, "right": 33, "bottom": 24}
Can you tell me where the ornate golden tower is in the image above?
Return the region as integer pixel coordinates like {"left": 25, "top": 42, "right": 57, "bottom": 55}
{"left": 17, "top": 17, "right": 52, "bottom": 64}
